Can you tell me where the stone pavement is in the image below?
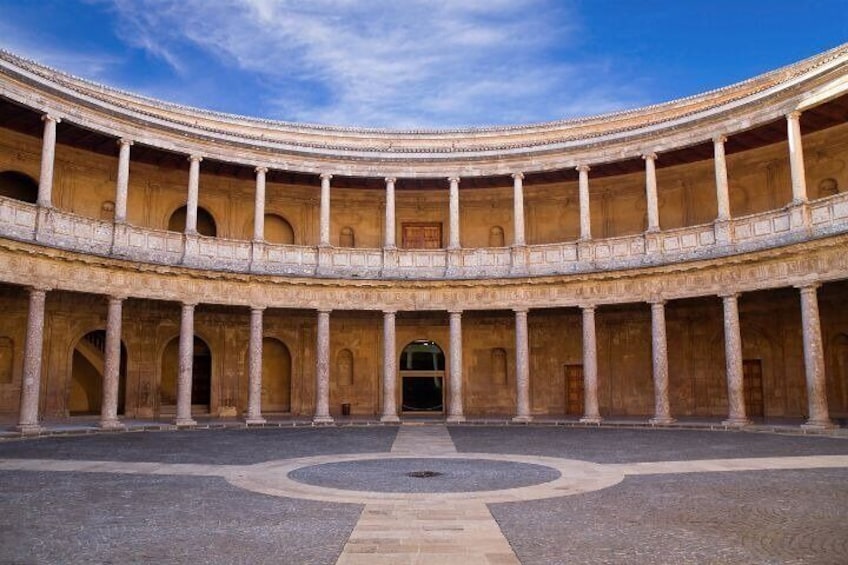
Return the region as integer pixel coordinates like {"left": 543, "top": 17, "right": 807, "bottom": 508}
{"left": 0, "top": 425, "right": 847, "bottom": 563}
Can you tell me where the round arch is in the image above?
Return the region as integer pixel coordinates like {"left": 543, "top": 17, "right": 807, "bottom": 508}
{"left": 0, "top": 170, "right": 38, "bottom": 203}
{"left": 68, "top": 330, "right": 127, "bottom": 416}
{"left": 399, "top": 339, "right": 445, "bottom": 413}
{"left": 167, "top": 205, "right": 217, "bottom": 237}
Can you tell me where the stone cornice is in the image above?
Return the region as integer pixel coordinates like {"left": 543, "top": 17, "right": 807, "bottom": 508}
{"left": 1, "top": 44, "right": 847, "bottom": 177}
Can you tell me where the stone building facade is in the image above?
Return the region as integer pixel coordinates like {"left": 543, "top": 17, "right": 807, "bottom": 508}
{"left": 0, "top": 45, "right": 847, "bottom": 432}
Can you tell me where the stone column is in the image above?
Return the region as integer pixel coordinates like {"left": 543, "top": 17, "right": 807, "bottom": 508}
{"left": 114, "top": 139, "right": 133, "bottom": 223}
{"left": 721, "top": 293, "right": 750, "bottom": 426}
{"left": 314, "top": 309, "right": 333, "bottom": 423}
{"left": 513, "top": 308, "right": 532, "bottom": 423}
{"left": 245, "top": 306, "right": 266, "bottom": 424}
{"left": 713, "top": 136, "right": 731, "bottom": 221}
{"left": 512, "top": 173, "right": 525, "bottom": 246}
{"left": 253, "top": 167, "right": 268, "bottom": 241}
{"left": 175, "top": 302, "right": 197, "bottom": 426}
{"left": 448, "top": 176, "right": 461, "bottom": 250}
{"left": 384, "top": 177, "right": 396, "bottom": 248}
{"left": 577, "top": 165, "right": 592, "bottom": 240}
{"left": 37, "top": 115, "right": 60, "bottom": 208}
{"left": 798, "top": 284, "right": 834, "bottom": 429}
{"left": 643, "top": 153, "right": 660, "bottom": 231}
{"left": 381, "top": 310, "right": 399, "bottom": 422}
{"left": 99, "top": 296, "right": 125, "bottom": 429}
{"left": 16, "top": 287, "right": 49, "bottom": 433}
{"left": 319, "top": 173, "right": 332, "bottom": 246}
{"left": 447, "top": 310, "right": 465, "bottom": 422}
{"left": 580, "top": 305, "right": 602, "bottom": 423}
{"left": 649, "top": 300, "right": 675, "bottom": 424}
{"left": 787, "top": 111, "right": 808, "bottom": 203}
{"left": 185, "top": 155, "right": 202, "bottom": 235}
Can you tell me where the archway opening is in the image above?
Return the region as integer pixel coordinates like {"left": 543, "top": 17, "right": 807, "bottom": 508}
{"left": 264, "top": 214, "right": 294, "bottom": 244}
{"left": 168, "top": 205, "right": 217, "bottom": 237}
{"left": 261, "top": 337, "right": 291, "bottom": 413}
{"left": 0, "top": 171, "right": 38, "bottom": 203}
{"left": 160, "top": 335, "right": 212, "bottom": 413}
{"left": 399, "top": 340, "right": 445, "bottom": 413}
{"left": 69, "top": 330, "right": 127, "bottom": 416}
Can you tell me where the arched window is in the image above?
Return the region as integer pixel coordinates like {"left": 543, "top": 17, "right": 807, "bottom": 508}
{"left": 489, "top": 226, "right": 505, "bottom": 247}
{"left": 264, "top": 214, "right": 295, "bottom": 244}
{"left": 340, "top": 226, "right": 355, "bottom": 248}
{"left": 167, "top": 205, "right": 217, "bottom": 237}
{"left": 337, "top": 348, "right": 354, "bottom": 386}
{"left": 0, "top": 171, "right": 38, "bottom": 203}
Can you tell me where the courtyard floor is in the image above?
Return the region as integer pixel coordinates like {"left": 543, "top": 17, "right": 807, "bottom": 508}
{"left": 0, "top": 424, "right": 847, "bottom": 564}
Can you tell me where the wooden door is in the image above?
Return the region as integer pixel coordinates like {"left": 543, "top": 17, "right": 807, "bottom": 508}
{"left": 743, "top": 359, "right": 764, "bottom": 418}
{"left": 565, "top": 364, "right": 584, "bottom": 416}
{"left": 402, "top": 223, "right": 442, "bottom": 249}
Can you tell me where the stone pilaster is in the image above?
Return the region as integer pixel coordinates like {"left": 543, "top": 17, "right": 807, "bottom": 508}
{"left": 448, "top": 176, "right": 460, "bottom": 250}
{"left": 16, "top": 287, "right": 49, "bottom": 434}
{"left": 384, "top": 177, "right": 396, "bottom": 249}
{"left": 314, "top": 309, "right": 333, "bottom": 423}
{"left": 319, "top": 173, "right": 332, "bottom": 247}
{"left": 447, "top": 310, "right": 465, "bottom": 422}
{"left": 245, "top": 306, "right": 266, "bottom": 424}
{"left": 721, "top": 293, "right": 750, "bottom": 426}
{"left": 99, "top": 296, "right": 125, "bottom": 430}
{"left": 580, "top": 305, "right": 602, "bottom": 424}
{"left": 786, "top": 111, "right": 808, "bottom": 204}
{"left": 649, "top": 300, "right": 675, "bottom": 424}
{"left": 37, "top": 114, "right": 60, "bottom": 208}
{"left": 512, "top": 308, "right": 532, "bottom": 423}
{"left": 512, "top": 172, "right": 525, "bottom": 246}
{"left": 185, "top": 155, "right": 202, "bottom": 235}
{"left": 577, "top": 165, "right": 592, "bottom": 240}
{"left": 798, "top": 284, "right": 834, "bottom": 429}
{"left": 175, "top": 302, "right": 197, "bottom": 426}
{"left": 114, "top": 139, "right": 133, "bottom": 223}
{"left": 253, "top": 167, "right": 268, "bottom": 242}
{"left": 643, "top": 153, "right": 660, "bottom": 232}
{"left": 381, "top": 310, "right": 400, "bottom": 422}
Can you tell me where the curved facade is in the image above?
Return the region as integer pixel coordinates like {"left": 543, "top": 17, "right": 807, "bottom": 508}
{"left": 0, "top": 45, "right": 847, "bottom": 431}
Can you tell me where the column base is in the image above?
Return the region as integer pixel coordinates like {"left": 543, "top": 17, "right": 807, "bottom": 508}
{"left": 511, "top": 415, "right": 533, "bottom": 424}
{"left": 98, "top": 419, "right": 125, "bottom": 430}
{"left": 380, "top": 414, "right": 401, "bottom": 423}
{"left": 244, "top": 417, "right": 267, "bottom": 426}
{"left": 174, "top": 418, "right": 197, "bottom": 427}
{"left": 801, "top": 419, "right": 836, "bottom": 431}
{"left": 648, "top": 416, "right": 676, "bottom": 426}
{"left": 721, "top": 417, "right": 751, "bottom": 427}
{"left": 313, "top": 416, "right": 335, "bottom": 425}
{"left": 446, "top": 415, "right": 466, "bottom": 423}
{"left": 15, "top": 423, "right": 43, "bottom": 435}
{"left": 579, "top": 416, "right": 603, "bottom": 424}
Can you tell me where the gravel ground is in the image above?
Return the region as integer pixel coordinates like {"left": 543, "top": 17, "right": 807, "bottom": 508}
{"left": 289, "top": 458, "right": 560, "bottom": 493}
{"left": 447, "top": 425, "right": 848, "bottom": 462}
{"left": 491, "top": 468, "right": 848, "bottom": 565}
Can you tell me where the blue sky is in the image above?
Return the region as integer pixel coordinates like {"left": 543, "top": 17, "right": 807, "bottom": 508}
{"left": 1, "top": 0, "right": 846, "bottom": 128}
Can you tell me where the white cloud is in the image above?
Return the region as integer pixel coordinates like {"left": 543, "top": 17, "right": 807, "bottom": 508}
{"left": 101, "top": 0, "right": 646, "bottom": 127}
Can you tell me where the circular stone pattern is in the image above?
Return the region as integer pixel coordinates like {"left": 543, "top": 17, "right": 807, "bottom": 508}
{"left": 288, "top": 458, "right": 561, "bottom": 493}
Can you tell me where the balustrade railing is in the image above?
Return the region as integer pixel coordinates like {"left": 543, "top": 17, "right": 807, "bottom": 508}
{"left": 1, "top": 191, "right": 846, "bottom": 280}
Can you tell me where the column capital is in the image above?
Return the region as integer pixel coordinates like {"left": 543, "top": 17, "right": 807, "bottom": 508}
{"left": 254, "top": 166, "right": 268, "bottom": 175}
{"left": 382, "top": 309, "right": 397, "bottom": 316}
{"left": 718, "top": 291, "right": 740, "bottom": 300}
{"left": 447, "top": 176, "right": 460, "bottom": 184}
{"left": 182, "top": 301, "right": 198, "bottom": 309}
{"left": 250, "top": 305, "right": 267, "bottom": 313}
{"left": 712, "top": 135, "right": 728, "bottom": 144}
{"left": 187, "top": 154, "right": 203, "bottom": 163}
{"left": 28, "top": 285, "right": 51, "bottom": 294}
{"left": 41, "top": 113, "right": 61, "bottom": 124}
{"left": 576, "top": 164, "right": 591, "bottom": 173}
{"left": 384, "top": 177, "right": 396, "bottom": 184}
{"left": 319, "top": 172, "right": 333, "bottom": 181}
{"left": 117, "top": 138, "right": 134, "bottom": 147}
{"left": 787, "top": 110, "right": 803, "bottom": 121}
{"left": 649, "top": 299, "right": 667, "bottom": 307}
{"left": 580, "top": 304, "right": 596, "bottom": 312}
{"left": 511, "top": 172, "right": 524, "bottom": 181}
{"left": 107, "top": 295, "right": 127, "bottom": 304}
{"left": 317, "top": 308, "right": 332, "bottom": 315}
{"left": 447, "top": 309, "right": 463, "bottom": 316}
{"left": 795, "top": 282, "right": 821, "bottom": 293}
{"left": 513, "top": 307, "right": 529, "bottom": 315}
{"left": 642, "top": 152, "right": 658, "bottom": 161}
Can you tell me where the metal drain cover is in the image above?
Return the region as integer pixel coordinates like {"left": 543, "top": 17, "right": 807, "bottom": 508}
{"left": 406, "top": 470, "right": 443, "bottom": 478}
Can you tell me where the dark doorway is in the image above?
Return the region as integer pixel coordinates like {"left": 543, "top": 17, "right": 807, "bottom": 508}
{"left": 400, "top": 340, "right": 445, "bottom": 412}
{"left": 743, "top": 359, "right": 764, "bottom": 418}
